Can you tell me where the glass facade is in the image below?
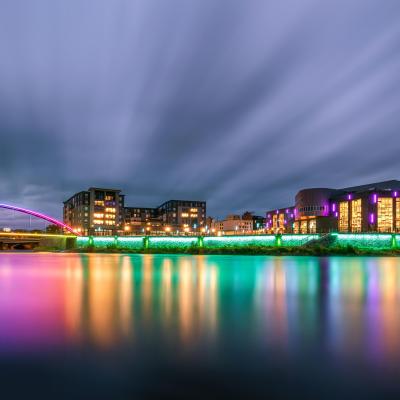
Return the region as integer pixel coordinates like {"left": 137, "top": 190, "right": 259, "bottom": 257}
{"left": 396, "top": 198, "right": 400, "bottom": 232}
{"left": 339, "top": 202, "right": 349, "bottom": 232}
{"left": 300, "top": 220, "right": 307, "bottom": 234}
{"left": 351, "top": 199, "right": 362, "bottom": 232}
{"left": 377, "top": 197, "right": 393, "bottom": 232}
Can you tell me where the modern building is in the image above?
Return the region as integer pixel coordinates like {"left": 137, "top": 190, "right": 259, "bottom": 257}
{"left": 63, "top": 188, "right": 125, "bottom": 236}
{"left": 64, "top": 189, "right": 206, "bottom": 235}
{"left": 156, "top": 200, "right": 206, "bottom": 233}
{"left": 266, "top": 180, "right": 400, "bottom": 234}
{"left": 266, "top": 207, "right": 296, "bottom": 234}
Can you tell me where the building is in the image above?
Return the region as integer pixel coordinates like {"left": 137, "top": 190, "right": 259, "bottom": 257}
{"left": 266, "top": 207, "right": 296, "bottom": 234}
{"left": 156, "top": 200, "right": 206, "bottom": 233}
{"left": 211, "top": 215, "right": 254, "bottom": 235}
{"left": 64, "top": 189, "right": 207, "bottom": 235}
{"left": 123, "top": 207, "right": 162, "bottom": 234}
{"left": 266, "top": 180, "right": 400, "bottom": 234}
{"left": 63, "top": 188, "right": 125, "bottom": 236}
{"left": 242, "top": 211, "right": 266, "bottom": 231}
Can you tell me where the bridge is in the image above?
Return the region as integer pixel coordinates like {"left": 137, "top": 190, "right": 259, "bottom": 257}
{"left": 0, "top": 203, "right": 79, "bottom": 235}
{"left": 0, "top": 232, "right": 77, "bottom": 250}
{"left": 0, "top": 203, "right": 78, "bottom": 250}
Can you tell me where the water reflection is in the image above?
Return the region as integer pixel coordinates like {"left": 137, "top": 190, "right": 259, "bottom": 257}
{"left": 1, "top": 254, "right": 400, "bottom": 367}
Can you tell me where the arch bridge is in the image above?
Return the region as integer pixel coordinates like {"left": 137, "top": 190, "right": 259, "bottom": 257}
{"left": 0, "top": 203, "right": 79, "bottom": 236}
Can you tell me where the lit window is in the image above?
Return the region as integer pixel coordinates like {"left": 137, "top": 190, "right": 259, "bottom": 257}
{"left": 309, "top": 219, "right": 316, "bottom": 233}
{"left": 339, "top": 202, "right": 349, "bottom": 232}
{"left": 351, "top": 199, "right": 362, "bottom": 232}
{"left": 396, "top": 199, "right": 400, "bottom": 232}
{"left": 378, "top": 197, "right": 393, "bottom": 232}
{"left": 94, "top": 201, "right": 104, "bottom": 206}
{"left": 181, "top": 213, "right": 189, "bottom": 217}
{"left": 190, "top": 208, "right": 198, "bottom": 213}
{"left": 93, "top": 213, "right": 104, "bottom": 218}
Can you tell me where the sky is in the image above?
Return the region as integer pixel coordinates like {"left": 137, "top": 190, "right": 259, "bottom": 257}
{"left": 1, "top": 0, "right": 400, "bottom": 227}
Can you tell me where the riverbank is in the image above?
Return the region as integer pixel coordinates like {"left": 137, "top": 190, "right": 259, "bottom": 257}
{"left": 60, "top": 245, "right": 400, "bottom": 256}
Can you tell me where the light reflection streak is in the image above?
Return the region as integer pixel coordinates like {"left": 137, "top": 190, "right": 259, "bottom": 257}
{"left": 0, "top": 254, "right": 400, "bottom": 368}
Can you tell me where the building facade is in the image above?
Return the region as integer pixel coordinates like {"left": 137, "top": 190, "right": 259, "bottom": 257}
{"left": 63, "top": 188, "right": 125, "bottom": 236}
{"left": 123, "top": 207, "right": 162, "bottom": 234}
{"left": 156, "top": 200, "right": 206, "bottom": 233}
{"left": 211, "top": 215, "right": 254, "bottom": 234}
{"left": 266, "top": 180, "right": 400, "bottom": 234}
{"left": 64, "top": 189, "right": 206, "bottom": 235}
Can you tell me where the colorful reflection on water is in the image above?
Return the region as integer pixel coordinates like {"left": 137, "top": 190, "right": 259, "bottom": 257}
{"left": 1, "top": 253, "right": 400, "bottom": 368}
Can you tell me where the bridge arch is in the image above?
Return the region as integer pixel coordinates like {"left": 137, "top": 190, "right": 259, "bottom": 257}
{"left": 0, "top": 203, "right": 79, "bottom": 235}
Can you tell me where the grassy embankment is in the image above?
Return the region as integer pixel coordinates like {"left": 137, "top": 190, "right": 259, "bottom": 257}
{"left": 63, "top": 244, "right": 400, "bottom": 256}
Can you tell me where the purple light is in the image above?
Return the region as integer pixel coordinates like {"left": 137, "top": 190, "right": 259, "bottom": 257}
{"left": 332, "top": 203, "right": 336, "bottom": 212}
{"left": 0, "top": 203, "right": 78, "bottom": 235}
{"left": 276, "top": 210, "right": 279, "bottom": 214}
{"left": 286, "top": 209, "right": 289, "bottom": 214}
{"left": 394, "top": 191, "right": 398, "bottom": 198}
{"left": 335, "top": 212, "right": 338, "bottom": 218}
{"left": 370, "top": 213, "right": 375, "bottom": 224}
{"left": 347, "top": 194, "right": 352, "bottom": 201}
{"left": 290, "top": 213, "right": 294, "bottom": 218}
{"left": 372, "top": 193, "right": 378, "bottom": 203}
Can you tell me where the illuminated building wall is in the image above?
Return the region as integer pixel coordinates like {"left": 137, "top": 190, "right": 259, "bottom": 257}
{"left": 339, "top": 201, "right": 349, "bottom": 232}
{"left": 377, "top": 198, "right": 393, "bottom": 233}
{"left": 265, "top": 207, "right": 295, "bottom": 234}
{"left": 351, "top": 199, "right": 362, "bottom": 232}
{"left": 266, "top": 181, "right": 400, "bottom": 234}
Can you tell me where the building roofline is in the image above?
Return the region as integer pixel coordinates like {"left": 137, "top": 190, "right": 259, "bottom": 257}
{"left": 63, "top": 190, "right": 89, "bottom": 204}
{"left": 88, "top": 187, "right": 122, "bottom": 193}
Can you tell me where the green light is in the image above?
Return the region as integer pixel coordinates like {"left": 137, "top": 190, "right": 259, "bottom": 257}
{"left": 149, "top": 236, "right": 197, "bottom": 249}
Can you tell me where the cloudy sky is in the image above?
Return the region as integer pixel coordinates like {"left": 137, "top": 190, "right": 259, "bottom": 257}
{"left": 1, "top": 0, "right": 400, "bottom": 226}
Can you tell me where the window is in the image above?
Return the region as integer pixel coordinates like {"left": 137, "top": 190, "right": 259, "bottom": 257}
{"left": 94, "top": 200, "right": 104, "bottom": 206}
{"left": 278, "top": 213, "right": 284, "bottom": 229}
{"left": 300, "top": 220, "right": 307, "bottom": 234}
{"left": 377, "top": 197, "right": 393, "bottom": 232}
{"left": 351, "top": 199, "right": 362, "bottom": 232}
{"left": 309, "top": 219, "right": 316, "bottom": 233}
{"left": 272, "top": 214, "right": 278, "bottom": 229}
{"left": 339, "top": 202, "right": 349, "bottom": 232}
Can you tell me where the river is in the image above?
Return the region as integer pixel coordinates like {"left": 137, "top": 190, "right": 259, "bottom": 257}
{"left": 1, "top": 253, "right": 400, "bottom": 398}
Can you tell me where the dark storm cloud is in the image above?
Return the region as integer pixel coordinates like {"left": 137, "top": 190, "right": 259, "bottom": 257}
{"left": 1, "top": 0, "right": 400, "bottom": 223}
